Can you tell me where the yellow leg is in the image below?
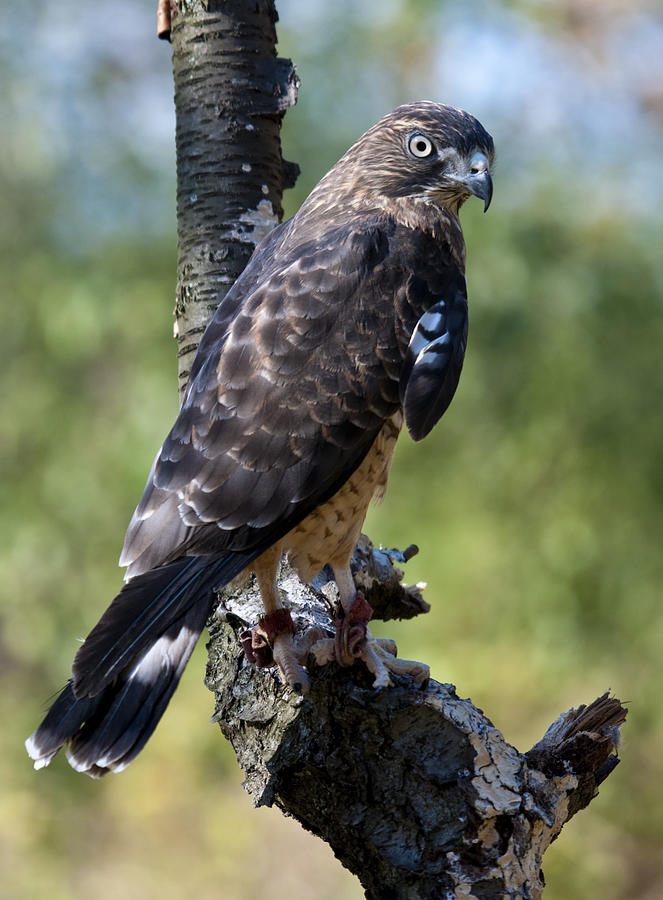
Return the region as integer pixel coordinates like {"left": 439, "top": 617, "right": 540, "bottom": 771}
{"left": 252, "top": 544, "right": 283, "bottom": 614}
{"left": 252, "top": 545, "right": 311, "bottom": 693}
{"left": 314, "top": 550, "right": 429, "bottom": 689}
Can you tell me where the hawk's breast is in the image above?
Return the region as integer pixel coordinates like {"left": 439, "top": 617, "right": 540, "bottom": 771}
{"left": 283, "top": 412, "right": 403, "bottom": 581}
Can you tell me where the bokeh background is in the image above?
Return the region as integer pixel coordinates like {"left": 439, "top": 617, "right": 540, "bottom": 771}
{"left": 2, "top": 0, "right": 662, "bottom": 897}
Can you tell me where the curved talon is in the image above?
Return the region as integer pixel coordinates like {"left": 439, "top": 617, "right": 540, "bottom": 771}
{"left": 360, "top": 632, "right": 430, "bottom": 687}
{"left": 273, "top": 633, "right": 310, "bottom": 693}
{"left": 361, "top": 638, "right": 393, "bottom": 688}
{"left": 374, "top": 637, "right": 397, "bottom": 657}
{"left": 243, "top": 591, "right": 429, "bottom": 693}
{"left": 241, "top": 609, "right": 312, "bottom": 692}
{"left": 313, "top": 588, "right": 430, "bottom": 689}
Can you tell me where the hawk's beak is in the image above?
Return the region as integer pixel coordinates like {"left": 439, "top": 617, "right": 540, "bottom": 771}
{"left": 463, "top": 151, "right": 492, "bottom": 212}
{"left": 465, "top": 169, "right": 492, "bottom": 212}
{"left": 448, "top": 151, "right": 493, "bottom": 212}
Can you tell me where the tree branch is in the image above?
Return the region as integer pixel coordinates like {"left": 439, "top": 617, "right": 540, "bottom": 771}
{"left": 207, "top": 566, "right": 626, "bottom": 899}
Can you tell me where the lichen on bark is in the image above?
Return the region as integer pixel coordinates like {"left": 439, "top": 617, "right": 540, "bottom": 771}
{"left": 206, "top": 563, "right": 626, "bottom": 899}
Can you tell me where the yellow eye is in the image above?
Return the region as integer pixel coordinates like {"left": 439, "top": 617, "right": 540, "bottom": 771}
{"left": 408, "top": 133, "right": 434, "bottom": 158}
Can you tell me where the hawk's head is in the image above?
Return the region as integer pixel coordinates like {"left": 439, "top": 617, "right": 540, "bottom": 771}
{"left": 320, "top": 101, "right": 494, "bottom": 218}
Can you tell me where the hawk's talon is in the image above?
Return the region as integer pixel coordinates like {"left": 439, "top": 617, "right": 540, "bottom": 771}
{"left": 363, "top": 632, "right": 430, "bottom": 687}
{"left": 241, "top": 609, "right": 312, "bottom": 692}
{"left": 375, "top": 637, "right": 397, "bottom": 657}
{"left": 312, "top": 627, "right": 429, "bottom": 688}
{"left": 240, "top": 608, "right": 294, "bottom": 668}
{"left": 272, "top": 633, "right": 311, "bottom": 693}
{"left": 312, "top": 590, "right": 430, "bottom": 688}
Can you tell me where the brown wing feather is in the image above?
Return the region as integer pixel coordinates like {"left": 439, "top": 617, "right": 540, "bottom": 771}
{"left": 121, "top": 216, "right": 465, "bottom": 578}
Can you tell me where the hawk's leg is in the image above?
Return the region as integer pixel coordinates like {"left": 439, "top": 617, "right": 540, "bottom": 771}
{"left": 249, "top": 547, "right": 312, "bottom": 693}
{"left": 313, "top": 563, "right": 430, "bottom": 689}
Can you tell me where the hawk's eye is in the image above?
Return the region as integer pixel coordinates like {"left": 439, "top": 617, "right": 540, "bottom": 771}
{"left": 407, "top": 133, "right": 434, "bottom": 159}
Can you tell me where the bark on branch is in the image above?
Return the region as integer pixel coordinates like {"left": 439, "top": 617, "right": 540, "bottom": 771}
{"left": 206, "top": 555, "right": 626, "bottom": 899}
{"left": 166, "top": 3, "right": 626, "bottom": 896}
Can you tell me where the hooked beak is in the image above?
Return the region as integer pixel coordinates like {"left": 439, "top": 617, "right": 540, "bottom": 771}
{"left": 467, "top": 169, "right": 493, "bottom": 212}
{"left": 450, "top": 151, "right": 493, "bottom": 212}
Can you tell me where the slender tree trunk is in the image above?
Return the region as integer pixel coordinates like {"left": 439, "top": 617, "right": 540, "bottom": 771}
{"left": 163, "top": 4, "right": 627, "bottom": 896}
{"left": 170, "top": 0, "right": 298, "bottom": 395}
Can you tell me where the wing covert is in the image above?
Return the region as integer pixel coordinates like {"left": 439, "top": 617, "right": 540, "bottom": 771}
{"left": 121, "top": 214, "right": 469, "bottom": 577}
{"left": 121, "top": 223, "right": 401, "bottom": 576}
{"left": 399, "top": 289, "right": 468, "bottom": 441}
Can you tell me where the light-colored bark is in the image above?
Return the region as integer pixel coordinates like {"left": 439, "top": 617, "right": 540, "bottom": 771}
{"left": 206, "top": 555, "right": 625, "bottom": 899}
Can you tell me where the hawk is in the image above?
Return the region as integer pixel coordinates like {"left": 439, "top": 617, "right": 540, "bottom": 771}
{"left": 26, "top": 101, "right": 493, "bottom": 776}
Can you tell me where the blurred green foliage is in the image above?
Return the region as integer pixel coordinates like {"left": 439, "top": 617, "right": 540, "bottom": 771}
{"left": 2, "top": 1, "right": 663, "bottom": 898}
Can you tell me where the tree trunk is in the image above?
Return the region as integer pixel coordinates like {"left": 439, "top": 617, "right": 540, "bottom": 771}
{"left": 164, "top": 3, "right": 627, "bottom": 896}
{"left": 170, "top": 0, "right": 299, "bottom": 395}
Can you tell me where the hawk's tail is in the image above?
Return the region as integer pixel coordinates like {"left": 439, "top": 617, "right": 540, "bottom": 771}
{"left": 25, "top": 553, "right": 254, "bottom": 777}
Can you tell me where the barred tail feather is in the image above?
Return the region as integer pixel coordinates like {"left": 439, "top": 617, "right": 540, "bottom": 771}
{"left": 25, "top": 683, "right": 99, "bottom": 772}
{"left": 26, "top": 552, "right": 256, "bottom": 776}
{"left": 71, "top": 554, "right": 252, "bottom": 697}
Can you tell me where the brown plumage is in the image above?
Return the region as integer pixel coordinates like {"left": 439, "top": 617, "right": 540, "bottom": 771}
{"left": 26, "top": 101, "right": 494, "bottom": 776}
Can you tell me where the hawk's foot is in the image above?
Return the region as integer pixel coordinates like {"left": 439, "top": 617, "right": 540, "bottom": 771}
{"left": 240, "top": 609, "right": 312, "bottom": 693}
{"left": 312, "top": 591, "right": 430, "bottom": 689}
